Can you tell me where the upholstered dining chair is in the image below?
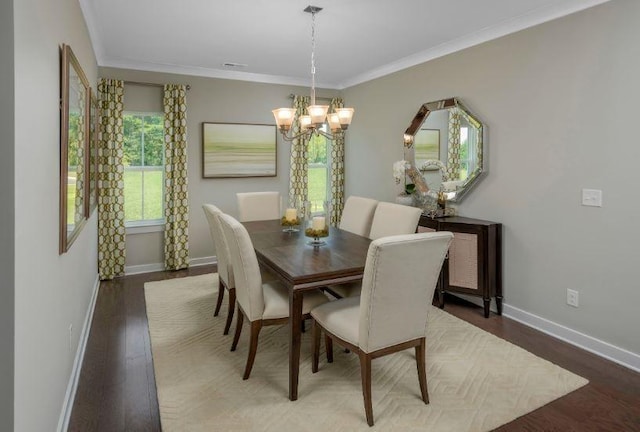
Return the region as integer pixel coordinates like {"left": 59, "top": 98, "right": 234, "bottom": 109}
{"left": 310, "top": 231, "right": 453, "bottom": 426}
{"left": 236, "top": 191, "right": 281, "bottom": 222}
{"left": 218, "top": 213, "right": 329, "bottom": 380}
{"left": 368, "top": 201, "right": 422, "bottom": 240}
{"left": 328, "top": 201, "right": 423, "bottom": 299}
{"left": 338, "top": 196, "right": 379, "bottom": 238}
{"left": 202, "top": 204, "right": 236, "bottom": 335}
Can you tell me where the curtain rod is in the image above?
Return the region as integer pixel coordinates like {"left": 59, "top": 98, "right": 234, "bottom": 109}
{"left": 124, "top": 80, "right": 191, "bottom": 91}
{"left": 288, "top": 93, "right": 333, "bottom": 101}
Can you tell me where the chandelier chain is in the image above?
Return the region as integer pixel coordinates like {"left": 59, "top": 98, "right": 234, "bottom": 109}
{"left": 310, "top": 10, "right": 317, "bottom": 105}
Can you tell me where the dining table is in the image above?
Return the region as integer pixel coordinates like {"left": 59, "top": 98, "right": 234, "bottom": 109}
{"left": 241, "top": 219, "right": 372, "bottom": 401}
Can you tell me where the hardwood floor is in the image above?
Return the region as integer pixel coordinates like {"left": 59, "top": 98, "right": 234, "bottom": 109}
{"left": 68, "top": 265, "right": 640, "bottom": 431}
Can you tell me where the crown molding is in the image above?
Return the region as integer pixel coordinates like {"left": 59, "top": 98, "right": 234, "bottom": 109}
{"left": 85, "top": 0, "right": 611, "bottom": 91}
{"left": 339, "top": 0, "right": 612, "bottom": 89}
{"left": 99, "top": 58, "right": 340, "bottom": 89}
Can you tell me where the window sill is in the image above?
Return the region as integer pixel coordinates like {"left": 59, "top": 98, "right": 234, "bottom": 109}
{"left": 126, "top": 223, "right": 165, "bottom": 235}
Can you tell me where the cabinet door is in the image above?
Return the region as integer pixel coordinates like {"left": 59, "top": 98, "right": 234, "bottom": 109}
{"left": 448, "top": 232, "right": 478, "bottom": 290}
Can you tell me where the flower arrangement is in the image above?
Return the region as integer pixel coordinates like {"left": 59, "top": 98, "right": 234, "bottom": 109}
{"left": 393, "top": 160, "right": 415, "bottom": 195}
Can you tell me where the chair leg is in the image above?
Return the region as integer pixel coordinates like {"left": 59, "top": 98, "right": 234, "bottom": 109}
{"left": 359, "top": 352, "right": 374, "bottom": 427}
{"left": 243, "top": 321, "right": 262, "bottom": 380}
{"left": 231, "top": 307, "right": 243, "bottom": 352}
{"left": 325, "top": 334, "right": 333, "bottom": 363}
{"left": 311, "top": 320, "right": 320, "bottom": 373}
{"left": 223, "top": 288, "right": 236, "bottom": 335}
{"left": 214, "top": 279, "right": 224, "bottom": 317}
{"left": 415, "top": 338, "right": 429, "bottom": 404}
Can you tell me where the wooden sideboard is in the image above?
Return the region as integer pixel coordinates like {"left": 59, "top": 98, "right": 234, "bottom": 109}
{"left": 419, "top": 215, "right": 502, "bottom": 318}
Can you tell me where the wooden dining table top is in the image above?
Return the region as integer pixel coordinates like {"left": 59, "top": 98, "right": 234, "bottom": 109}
{"left": 241, "top": 219, "right": 372, "bottom": 289}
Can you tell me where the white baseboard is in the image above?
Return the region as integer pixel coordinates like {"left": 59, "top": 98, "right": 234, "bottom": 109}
{"left": 57, "top": 274, "right": 101, "bottom": 432}
{"left": 503, "top": 303, "right": 640, "bottom": 373}
{"left": 125, "top": 256, "right": 217, "bottom": 275}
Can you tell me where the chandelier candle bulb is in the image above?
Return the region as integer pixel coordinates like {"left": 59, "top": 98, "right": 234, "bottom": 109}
{"left": 312, "top": 216, "right": 325, "bottom": 231}
{"left": 285, "top": 208, "right": 297, "bottom": 222}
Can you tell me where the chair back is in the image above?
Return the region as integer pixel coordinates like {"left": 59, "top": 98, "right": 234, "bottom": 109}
{"left": 236, "top": 191, "right": 281, "bottom": 222}
{"left": 368, "top": 202, "right": 422, "bottom": 240}
{"left": 339, "top": 196, "right": 379, "bottom": 238}
{"left": 358, "top": 232, "right": 453, "bottom": 353}
{"left": 202, "top": 204, "right": 233, "bottom": 288}
{"left": 218, "top": 213, "right": 265, "bottom": 321}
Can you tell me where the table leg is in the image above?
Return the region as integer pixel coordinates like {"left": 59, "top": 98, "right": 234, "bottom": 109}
{"left": 289, "top": 288, "right": 303, "bottom": 401}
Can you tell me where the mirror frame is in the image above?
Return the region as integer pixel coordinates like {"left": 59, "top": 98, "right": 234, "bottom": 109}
{"left": 60, "top": 44, "right": 89, "bottom": 253}
{"left": 403, "top": 97, "right": 486, "bottom": 203}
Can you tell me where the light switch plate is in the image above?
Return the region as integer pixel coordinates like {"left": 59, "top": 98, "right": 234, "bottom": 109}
{"left": 582, "top": 189, "right": 602, "bottom": 207}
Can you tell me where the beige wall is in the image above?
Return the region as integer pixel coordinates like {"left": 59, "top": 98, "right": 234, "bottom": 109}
{"left": 13, "top": 0, "right": 98, "bottom": 430}
{"left": 0, "top": 1, "right": 14, "bottom": 430}
{"left": 344, "top": 0, "right": 640, "bottom": 356}
{"left": 100, "top": 67, "right": 339, "bottom": 268}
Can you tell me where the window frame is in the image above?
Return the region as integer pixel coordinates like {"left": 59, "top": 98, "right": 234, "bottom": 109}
{"left": 122, "top": 111, "right": 165, "bottom": 229}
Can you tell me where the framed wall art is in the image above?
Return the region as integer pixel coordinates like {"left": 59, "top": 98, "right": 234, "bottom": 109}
{"left": 202, "top": 122, "right": 277, "bottom": 178}
{"left": 415, "top": 128, "right": 440, "bottom": 166}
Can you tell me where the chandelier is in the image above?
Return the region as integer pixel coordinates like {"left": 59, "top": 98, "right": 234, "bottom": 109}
{"left": 272, "top": 5, "right": 354, "bottom": 141}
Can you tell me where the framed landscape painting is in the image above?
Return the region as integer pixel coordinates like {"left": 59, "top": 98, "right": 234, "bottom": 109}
{"left": 415, "top": 128, "right": 440, "bottom": 168}
{"left": 202, "top": 122, "right": 277, "bottom": 178}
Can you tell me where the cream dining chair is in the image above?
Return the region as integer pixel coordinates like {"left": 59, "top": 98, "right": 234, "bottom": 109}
{"left": 328, "top": 200, "right": 423, "bottom": 299}
{"left": 310, "top": 231, "right": 453, "bottom": 426}
{"left": 202, "top": 204, "right": 237, "bottom": 335}
{"left": 236, "top": 191, "right": 281, "bottom": 222}
{"left": 338, "top": 196, "right": 379, "bottom": 238}
{"left": 218, "top": 213, "right": 329, "bottom": 380}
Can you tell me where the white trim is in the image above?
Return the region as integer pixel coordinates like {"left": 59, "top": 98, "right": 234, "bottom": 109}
{"left": 57, "top": 274, "right": 101, "bottom": 432}
{"left": 340, "top": 0, "right": 611, "bottom": 88}
{"left": 124, "top": 256, "right": 217, "bottom": 275}
{"left": 503, "top": 303, "right": 640, "bottom": 373}
{"left": 125, "top": 224, "right": 164, "bottom": 235}
{"left": 90, "top": 0, "right": 610, "bottom": 90}
{"left": 189, "top": 256, "right": 217, "bottom": 267}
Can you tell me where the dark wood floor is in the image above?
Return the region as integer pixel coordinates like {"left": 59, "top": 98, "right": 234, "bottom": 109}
{"left": 68, "top": 265, "right": 640, "bottom": 431}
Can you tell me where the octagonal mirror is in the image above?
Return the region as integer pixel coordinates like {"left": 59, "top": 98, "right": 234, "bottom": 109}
{"left": 403, "top": 97, "right": 485, "bottom": 203}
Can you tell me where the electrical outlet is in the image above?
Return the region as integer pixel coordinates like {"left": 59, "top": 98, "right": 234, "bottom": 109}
{"left": 582, "top": 189, "right": 602, "bottom": 207}
{"left": 567, "top": 289, "right": 579, "bottom": 308}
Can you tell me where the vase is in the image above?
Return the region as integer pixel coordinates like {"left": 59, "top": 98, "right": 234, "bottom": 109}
{"left": 395, "top": 194, "right": 414, "bottom": 206}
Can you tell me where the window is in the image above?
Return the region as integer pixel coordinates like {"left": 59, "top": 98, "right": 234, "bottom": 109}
{"left": 307, "top": 132, "right": 330, "bottom": 212}
{"left": 122, "top": 112, "right": 165, "bottom": 226}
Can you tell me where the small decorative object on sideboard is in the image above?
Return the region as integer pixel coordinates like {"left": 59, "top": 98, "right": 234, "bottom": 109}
{"left": 419, "top": 215, "right": 502, "bottom": 318}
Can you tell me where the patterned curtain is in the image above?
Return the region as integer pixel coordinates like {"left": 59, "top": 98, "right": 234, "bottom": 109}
{"left": 329, "top": 97, "right": 345, "bottom": 226}
{"left": 446, "top": 108, "right": 462, "bottom": 181}
{"left": 97, "top": 79, "right": 126, "bottom": 280}
{"left": 289, "top": 95, "right": 310, "bottom": 209}
{"left": 163, "top": 84, "right": 190, "bottom": 271}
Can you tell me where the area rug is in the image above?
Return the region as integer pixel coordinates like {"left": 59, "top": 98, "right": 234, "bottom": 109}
{"left": 145, "top": 274, "right": 587, "bottom": 432}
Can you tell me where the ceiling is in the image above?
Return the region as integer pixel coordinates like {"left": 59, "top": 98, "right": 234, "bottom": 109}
{"left": 80, "top": 0, "right": 608, "bottom": 89}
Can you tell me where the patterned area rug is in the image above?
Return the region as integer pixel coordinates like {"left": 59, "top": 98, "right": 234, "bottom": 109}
{"left": 145, "top": 273, "right": 587, "bottom": 432}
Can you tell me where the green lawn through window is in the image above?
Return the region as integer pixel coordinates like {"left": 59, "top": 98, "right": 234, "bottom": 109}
{"left": 124, "top": 169, "right": 163, "bottom": 222}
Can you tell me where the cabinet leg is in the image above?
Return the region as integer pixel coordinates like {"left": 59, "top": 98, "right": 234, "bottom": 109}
{"left": 483, "top": 298, "right": 490, "bottom": 318}
{"left": 496, "top": 296, "right": 503, "bottom": 315}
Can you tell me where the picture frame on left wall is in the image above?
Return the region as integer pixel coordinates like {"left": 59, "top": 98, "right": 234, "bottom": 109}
{"left": 202, "top": 122, "right": 277, "bottom": 178}
{"left": 60, "top": 44, "right": 89, "bottom": 254}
